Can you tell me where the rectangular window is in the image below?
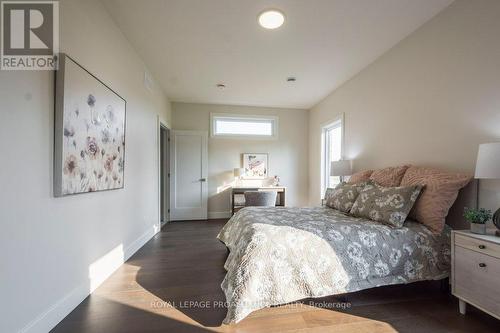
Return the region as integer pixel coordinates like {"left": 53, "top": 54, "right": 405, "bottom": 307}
{"left": 211, "top": 113, "right": 278, "bottom": 139}
{"left": 321, "top": 115, "right": 344, "bottom": 197}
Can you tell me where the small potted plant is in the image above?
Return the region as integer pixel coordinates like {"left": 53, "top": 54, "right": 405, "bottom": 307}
{"left": 463, "top": 207, "right": 492, "bottom": 235}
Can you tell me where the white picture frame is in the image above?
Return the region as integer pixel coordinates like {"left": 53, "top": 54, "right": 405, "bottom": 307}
{"left": 242, "top": 153, "right": 268, "bottom": 179}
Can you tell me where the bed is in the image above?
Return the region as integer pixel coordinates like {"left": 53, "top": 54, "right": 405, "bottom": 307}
{"left": 217, "top": 181, "right": 476, "bottom": 324}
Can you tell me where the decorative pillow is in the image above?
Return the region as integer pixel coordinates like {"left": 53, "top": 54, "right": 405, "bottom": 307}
{"left": 401, "top": 166, "right": 471, "bottom": 233}
{"left": 348, "top": 170, "right": 373, "bottom": 184}
{"left": 370, "top": 165, "right": 410, "bottom": 187}
{"left": 324, "top": 182, "right": 365, "bottom": 213}
{"left": 350, "top": 182, "right": 423, "bottom": 228}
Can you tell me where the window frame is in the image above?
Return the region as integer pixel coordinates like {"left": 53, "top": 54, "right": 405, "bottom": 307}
{"left": 320, "top": 113, "right": 345, "bottom": 198}
{"left": 210, "top": 113, "right": 279, "bottom": 139}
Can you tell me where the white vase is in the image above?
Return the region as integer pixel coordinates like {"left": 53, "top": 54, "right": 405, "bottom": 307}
{"left": 470, "top": 223, "right": 486, "bottom": 235}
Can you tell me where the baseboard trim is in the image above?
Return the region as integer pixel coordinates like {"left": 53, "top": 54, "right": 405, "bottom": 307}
{"left": 208, "top": 211, "right": 231, "bottom": 219}
{"left": 19, "top": 224, "right": 159, "bottom": 333}
{"left": 19, "top": 283, "right": 88, "bottom": 333}
{"left": 124, "top": 225, "right": 159, "bottom": 262}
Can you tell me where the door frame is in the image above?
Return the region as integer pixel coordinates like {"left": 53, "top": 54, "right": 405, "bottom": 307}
{"left": 170, "top": 130, "right": 208, "bottom": 221}
{"left": 157, "top": 117, "right": 171, "bottom": 229}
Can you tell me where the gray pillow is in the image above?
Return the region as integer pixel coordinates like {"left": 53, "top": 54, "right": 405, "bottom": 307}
{"left": 324, "top": 182, "right": 366, "bottom": 213}
{"left": 350, "top": 181, "right": 423, "bottom": 227}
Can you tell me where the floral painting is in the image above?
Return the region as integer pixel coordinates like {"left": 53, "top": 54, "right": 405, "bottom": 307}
{"left": 242, "top": 153, "right": 268, "bottom": 179}
{"left": 54, "top": 54, "right": 126, "bottom": 196}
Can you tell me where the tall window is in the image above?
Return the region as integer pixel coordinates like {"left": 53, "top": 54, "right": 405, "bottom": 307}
{"left": 211, "top": 113, "right": 278, "bottom": 139}
{"left": 321, "top": 116, "right": 343, "bottom": 197}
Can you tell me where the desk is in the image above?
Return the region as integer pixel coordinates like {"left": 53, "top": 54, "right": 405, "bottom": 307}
{"left": 231, "top": 186, "right": 286, "bottom": 215}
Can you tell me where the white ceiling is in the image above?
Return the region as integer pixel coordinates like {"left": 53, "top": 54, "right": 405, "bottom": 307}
{"left": 103, "top": 0, "right": 453, "bottom": 109}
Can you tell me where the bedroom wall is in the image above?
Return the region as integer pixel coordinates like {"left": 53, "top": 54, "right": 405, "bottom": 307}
{"left": 172, "top": 102, "right": 309, "bottom": 216}
{"left": 309, "top": 0, "right": 500, "bottom": 212}
{"left": 0, "top": 1, "right": 171, "bottom": 332}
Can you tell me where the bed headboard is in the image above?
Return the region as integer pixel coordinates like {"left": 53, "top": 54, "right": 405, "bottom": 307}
{"left": 445, "top": 179, "right": 478, "bottom": 230}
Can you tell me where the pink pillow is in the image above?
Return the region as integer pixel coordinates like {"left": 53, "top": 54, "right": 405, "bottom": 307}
{"left": 369, "top": 165, "right": 410, "bottom": 187}
{"left": 401, "top": 166, "right": 471, "bottom": 233}
{"left": 348, "top": 170, "right": 373, "bottom": 184}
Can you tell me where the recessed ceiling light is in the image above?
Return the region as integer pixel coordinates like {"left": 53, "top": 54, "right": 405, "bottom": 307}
{"left": 287, "top": 76, "right": 296, "bottom": 82}
{"left": 258, "top": 9, "right": 285, "bottom": 29}
{"left": 216, "top": 83, "right": 226, "bottom": 90}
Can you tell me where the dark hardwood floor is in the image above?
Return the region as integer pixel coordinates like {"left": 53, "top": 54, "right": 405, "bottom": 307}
{"left": 52, "top": 219, "right": 500, "bottom": 333}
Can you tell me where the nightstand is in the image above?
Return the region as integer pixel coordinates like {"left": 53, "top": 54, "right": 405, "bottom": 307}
{"left": 451, "top": 229, "right": 500, "bottom": 320}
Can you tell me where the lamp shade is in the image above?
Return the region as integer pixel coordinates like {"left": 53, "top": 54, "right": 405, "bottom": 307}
{"left": 330, "top": 160, "right": 352, "bottom": 177}
{"left": 234, "top": 168, "right": 245, "bottom": 177}
{"left": 475, "top": 143, "right": 500, "bottom": 179}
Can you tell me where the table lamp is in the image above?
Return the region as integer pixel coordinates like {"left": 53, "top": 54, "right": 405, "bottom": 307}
{"left": 330, "top": 160, "right": 352, "bottom": 183}
{"left": 234, "top": 168, "right": 245, "bottom": 185}
{"left": 474, "top": 142, "right": 500, "bottom": 236}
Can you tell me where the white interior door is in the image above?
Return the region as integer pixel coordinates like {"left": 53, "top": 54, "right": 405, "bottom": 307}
{"left": 170, "top": 130, "right": 208, "bottom": 220}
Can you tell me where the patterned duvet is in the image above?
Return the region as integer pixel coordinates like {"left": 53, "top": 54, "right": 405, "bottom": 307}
{"left": 217, "top": 206, "right": 451, "bottom": 323}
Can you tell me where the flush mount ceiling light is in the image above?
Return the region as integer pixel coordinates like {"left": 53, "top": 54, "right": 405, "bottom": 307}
{"left": 258, "top": 9, "right": 285, "bottom": 29}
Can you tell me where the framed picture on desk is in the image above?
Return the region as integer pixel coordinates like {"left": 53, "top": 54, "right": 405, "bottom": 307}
{"left": 242, "top": 153, "right": 268, "bottom": 179}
